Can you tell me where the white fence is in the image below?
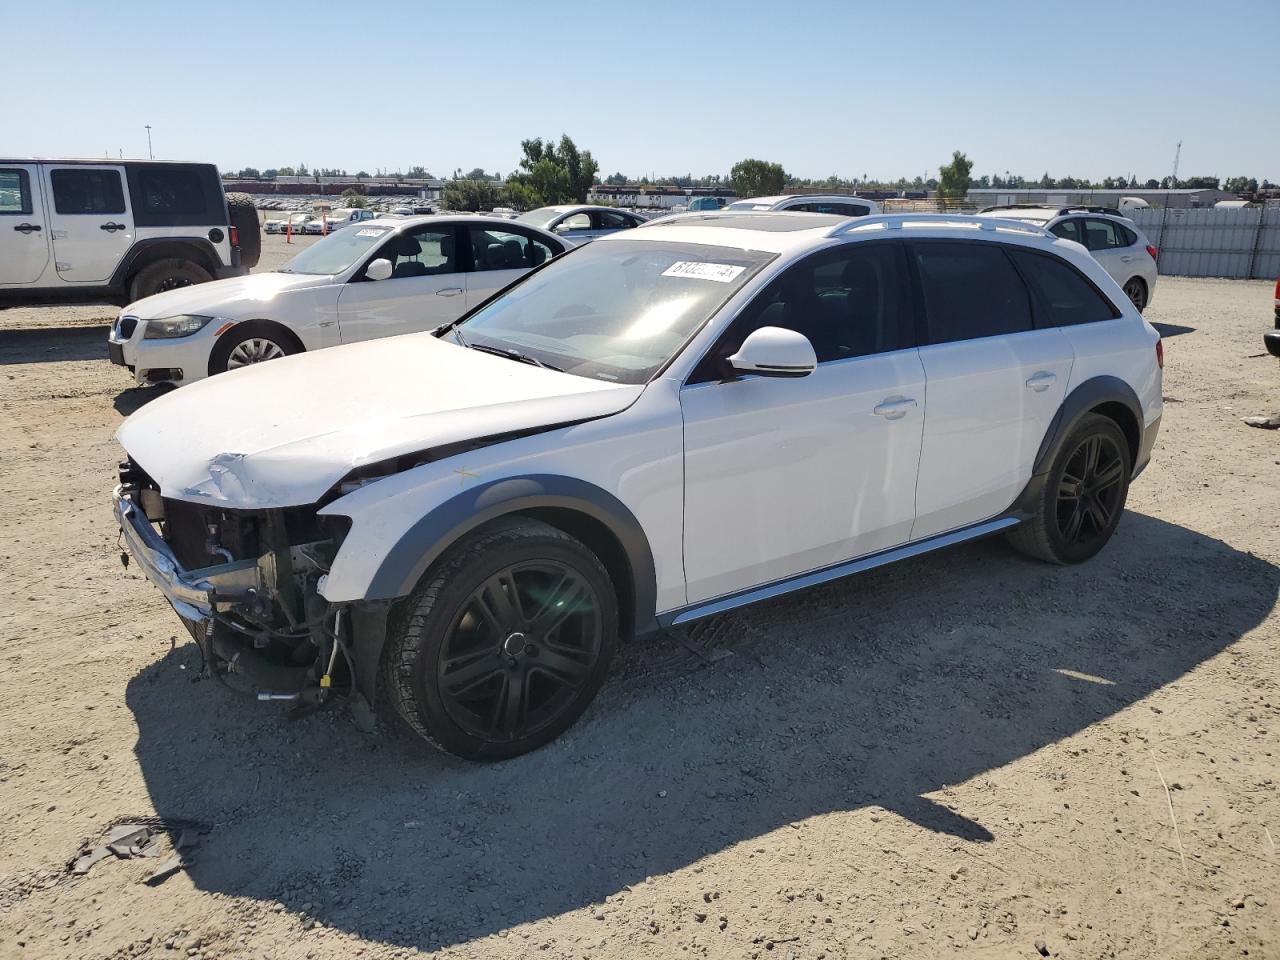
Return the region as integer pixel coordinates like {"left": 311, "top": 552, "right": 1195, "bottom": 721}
{"left": 1128, "top": 207, "right": 1280, "bottom": 279}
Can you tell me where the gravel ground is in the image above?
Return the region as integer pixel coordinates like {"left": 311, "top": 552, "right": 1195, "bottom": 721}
{"left": 0, "top": 268, "right": 1277, "bottom": 960}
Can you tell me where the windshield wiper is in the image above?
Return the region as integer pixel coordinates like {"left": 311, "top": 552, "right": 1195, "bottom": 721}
{"left": 466, "top": 342, "right": 562, "bottom": 372}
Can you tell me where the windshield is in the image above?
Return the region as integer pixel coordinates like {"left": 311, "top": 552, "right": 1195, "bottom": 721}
{"left": 454, "top": 238, "right": 774, "bottom": 384}
{"left": 516, "top": 207, "right": 566, "bottom": 228}
{"left": 280, "top": 224, "right": 394, "bottom": 275}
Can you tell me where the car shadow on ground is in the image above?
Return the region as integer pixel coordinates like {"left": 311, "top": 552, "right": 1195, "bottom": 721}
{"left": 0, "top": 325, "right": 109, "bottom": 364}
{"left": 1151, "top": 322, "right": 1196, "bottom": 338}
{"left": 124, "top": 512, "right": 1277, "bottom": 950}
{"left": 112, "top": 384, "right": 173, "bottom": 417}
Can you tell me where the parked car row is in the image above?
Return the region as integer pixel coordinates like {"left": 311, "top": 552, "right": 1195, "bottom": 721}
{"left": 111, "top": 205, "right": 1164, "bottom": 761}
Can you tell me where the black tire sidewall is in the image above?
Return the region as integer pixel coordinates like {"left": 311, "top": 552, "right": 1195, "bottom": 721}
{"left": 1041, "top": 414, "right": 1132, "bottom": 564}
{"left": 129, "top": 258, "right": 212, "bottom": 302}
{"left": 1124, "top": 278, "right": 1147, "bottom": 311}
{"left": 404, "top": 533, "right": 619, "bottom": 761}
{"left": 225, "top": 193, "right": 262, "bottom": 269}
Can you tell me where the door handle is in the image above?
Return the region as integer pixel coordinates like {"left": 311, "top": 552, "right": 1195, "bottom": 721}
{"left": 435, "top": 287, "right": 464, "bottom": 297}
{"left": 1120, "top": 254, "right": 1135, "bottom": 262}
{"left": 13, "top": 222, "right": 42, "bottom": 233}
{"left": 1026, "top": 371, "right": 1057, "bottom": 392}
{"left": 100, "top": 222, "right": 126, "bottom": 232}
{"left": 873, "top": 396, "right": 917, "bottom": 420}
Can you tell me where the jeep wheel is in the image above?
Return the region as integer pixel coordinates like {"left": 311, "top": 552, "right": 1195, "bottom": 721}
{"left": 1007, "top": 413, "right": 1132, "bottom": 565}
{"left": 225, "top": 192, "right": 262, "bottom": 269}
{"left": 208, "top": 320, "right": 302, "bottom": 375}
{"left": 383, "top": 518, "right": 618, "bottom": 761}
{"left": 128, "top": 258, "right": 213, "bottom": 302}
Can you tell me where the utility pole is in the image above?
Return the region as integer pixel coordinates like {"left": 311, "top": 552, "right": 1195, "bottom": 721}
{"left": 145, "top": 125, "right": 153, "bottom": 160}
{"left": 1171, "top": 141, "right": 1181, "bottom": 188}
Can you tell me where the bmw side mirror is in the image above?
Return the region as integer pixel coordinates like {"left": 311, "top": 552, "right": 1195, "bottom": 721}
{"left": 726, "top": 326, "right": 817, "bottom": 378}
{"left": 365, "top": 258, "right": 393, "bottom": 282}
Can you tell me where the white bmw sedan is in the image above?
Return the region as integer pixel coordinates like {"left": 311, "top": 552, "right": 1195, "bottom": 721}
{"left": 107, "top": 216, "right": 566, "bottom": 386}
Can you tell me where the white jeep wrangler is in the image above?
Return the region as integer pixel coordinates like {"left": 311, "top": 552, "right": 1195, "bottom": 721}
{"left": 0, "top": 158, "right": 260, "bottom": 305}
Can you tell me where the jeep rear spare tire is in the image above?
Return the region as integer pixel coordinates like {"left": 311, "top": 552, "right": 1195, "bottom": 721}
{"left": 225, "top": 192, "right": 261, "bottom": 269}
{"left": 128, "top": 258, "right": 213, "bottom": 302}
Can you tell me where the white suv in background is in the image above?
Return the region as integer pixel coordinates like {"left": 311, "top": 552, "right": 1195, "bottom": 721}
{"left": 302, "top": 207, "right": 379, "bottom": 234}
{"left": 724, "top": 194, "right": 883, "bottom": 217}
{"left": 107, "top": 215, "right": 565, "bottom": 385}
{"left": 113, "top": 211, "right": 1162, "bottom": 761}
{"left": 976, "top": 205, "right": 1158, "bottom": 311}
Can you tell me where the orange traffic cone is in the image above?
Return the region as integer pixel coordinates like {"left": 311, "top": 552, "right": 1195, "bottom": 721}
{"left": 286, "top": 221, "right": 292, "bottom": 244}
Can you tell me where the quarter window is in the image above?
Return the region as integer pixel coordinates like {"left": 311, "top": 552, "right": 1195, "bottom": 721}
{"left": 913, "top": 242, "right": 1033, "bottom": 344}
{"left": 1008, "top": 249, "right": 1119, "bottom": 327}
{"left": 135, "top": 168, "right": 206, "bottom": 215}
{"left": 469, "top": 227, "right": 557, "bottom": 271}
{"left": 0, "top": 169, "right": 32, "bottom": 214}
{"left": 50, "top": 168, "right": 126, "bottom": 215}
{"left": 691, "top": 242, "right": 912, "bottom": 380}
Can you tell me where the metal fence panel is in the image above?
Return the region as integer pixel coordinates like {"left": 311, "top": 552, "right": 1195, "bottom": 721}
{"left": 1128, "top": 208, "right": 1279, "bottom": 279}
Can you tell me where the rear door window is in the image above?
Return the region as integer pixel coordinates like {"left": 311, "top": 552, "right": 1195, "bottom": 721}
{"left": 135, "top": 168, "right": 206, "bottom": 215}
{"left": 595, "top": 210, "right": 637, "bottom": 230}
{"left": 0, "top": 169, "right": 32, "bottom": 215}
{"left": 50, "top": 168, "right": 126, "bottom": 214}
{"left": 468, "top": 227, "right": 558, "bottom": 271}
{"left": 1008, "top": 249, "right": 1120, "bottom": 327}
{"left": 1081, "top": 218, "right": 1124, "bottom": 251}
{"left": 913, "top": 241, "right": 1033, "bottom": 344}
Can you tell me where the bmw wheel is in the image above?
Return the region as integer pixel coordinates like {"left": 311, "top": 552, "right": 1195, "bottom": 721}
{"left": 208, "top": 320, "right": 302, "bottom": 376}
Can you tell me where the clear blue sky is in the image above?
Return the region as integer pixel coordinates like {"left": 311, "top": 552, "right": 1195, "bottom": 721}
{"left": 4, "top": 0, "right": 1276, "bottom": 183}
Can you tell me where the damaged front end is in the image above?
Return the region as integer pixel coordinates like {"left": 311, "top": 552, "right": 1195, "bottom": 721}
{"left": 114, "top": 457, "right": 361, "bottom": 707}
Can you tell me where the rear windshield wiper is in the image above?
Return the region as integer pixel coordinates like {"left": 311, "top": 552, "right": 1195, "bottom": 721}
{"left": 466, "top": 341, "right": 563, "bottom": 372}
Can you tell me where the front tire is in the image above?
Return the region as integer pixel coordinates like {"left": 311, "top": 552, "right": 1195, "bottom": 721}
{"left": 1007, "top": 413, "right": 1132, "bottom": 564}
{"left": 383, "top": 518, "right": 619, "bottom": 761}
{"left": 207, "top": 320, "right": 301, "bottom": 375}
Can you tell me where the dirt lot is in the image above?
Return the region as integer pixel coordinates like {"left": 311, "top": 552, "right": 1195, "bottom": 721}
{"left": 1, "top": 261, "right": 1278, "bottom": 960}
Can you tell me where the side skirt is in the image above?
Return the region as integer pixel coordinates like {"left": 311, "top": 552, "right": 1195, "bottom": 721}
{"left": 664, "top": 516, "right": 1021, "bottom": 628}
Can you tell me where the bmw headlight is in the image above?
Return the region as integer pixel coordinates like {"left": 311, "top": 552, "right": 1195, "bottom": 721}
{"left": 142, "top": 315, "right": 216, "bottom": 339}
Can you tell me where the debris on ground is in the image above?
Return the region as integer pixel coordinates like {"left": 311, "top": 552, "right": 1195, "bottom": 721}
{"left": 67, "top": 819, "right": 209, "bottom": 885}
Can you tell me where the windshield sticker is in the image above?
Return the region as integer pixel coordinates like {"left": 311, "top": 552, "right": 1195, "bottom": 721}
{"left": 355, "top": 228, "right": 388, "bottom": 238}
{"left": 661, "top": 261, "right": 746, "bottom": 283}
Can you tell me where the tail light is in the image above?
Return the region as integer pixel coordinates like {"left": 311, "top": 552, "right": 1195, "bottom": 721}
{"left": 1156, "top": 339, "right": 1164, "bottom": 369}
{"left": 229, "top": 226, "right": 240, "bottom": 248}
{"left": 1146, "top": 244, "right": 1158, "bottom": 260}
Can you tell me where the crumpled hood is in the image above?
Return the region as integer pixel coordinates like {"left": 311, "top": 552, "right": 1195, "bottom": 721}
{"left": 126, "top": 271, "right": 334, "bottom": 318}
{"left": 116, "top": 333, "right": 643, "bottom": 508}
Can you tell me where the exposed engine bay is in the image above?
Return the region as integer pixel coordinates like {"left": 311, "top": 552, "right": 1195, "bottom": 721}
{"left": 116, "top": 457, "right": 359, "bottom": 709}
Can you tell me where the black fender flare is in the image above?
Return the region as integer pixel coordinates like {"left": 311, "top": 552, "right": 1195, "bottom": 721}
{"left": 1011, "top": 375, "right": 1146, "bottom": 518}
{"left": 362, "top": 472, "right": 659, "bottom": 629}
{"left": 109, "top": 237, "right": 223, "bottom": 290}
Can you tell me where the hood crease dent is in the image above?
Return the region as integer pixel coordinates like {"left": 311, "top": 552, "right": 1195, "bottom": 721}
{"left": 116, "top": 333, "right": 644, "bottom": 508}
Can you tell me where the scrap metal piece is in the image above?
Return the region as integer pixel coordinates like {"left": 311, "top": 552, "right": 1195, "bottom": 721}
{"left": 69, "top": 846, "right": 114, "bottom": 876}
{"left": 145, "top": 852, "right": 192, "bottom": 886}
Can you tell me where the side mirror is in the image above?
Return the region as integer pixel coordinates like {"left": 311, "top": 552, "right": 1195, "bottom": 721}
{"left": 726, "top": 326, "right": 817, "bottom": 378}
{"left": 365, "top": 258, "right": 393, "bottom": 282}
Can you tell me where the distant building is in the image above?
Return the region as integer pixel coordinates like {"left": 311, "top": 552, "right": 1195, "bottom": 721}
{"left": 589, "top": 184, "right": 736, "bottom": 210}
{"left": 966, "top": 187, "right": 1232, "bottom": 209}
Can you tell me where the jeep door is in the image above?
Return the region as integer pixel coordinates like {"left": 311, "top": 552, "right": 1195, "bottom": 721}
{"left": 463, "top": 225, "right": 562, "bottom": 308}
{"left": 41, "top": 164, "right": 133, "bottom": 284}
{"left": 908, "top": 240, "right": 1074, "bottom": 540}
{"left": 336, "top": 224, "right": 466, "bottom": 342}
{"left": 680, "top": 242, "right": 925, "bottom": 603}
{"left": 0, "top": 165, "right": 50, "bottom": 285}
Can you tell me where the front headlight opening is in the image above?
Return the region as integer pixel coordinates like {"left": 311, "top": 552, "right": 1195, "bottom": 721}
{"left": 143, "top": 315, "right": 215, "bottom": 339}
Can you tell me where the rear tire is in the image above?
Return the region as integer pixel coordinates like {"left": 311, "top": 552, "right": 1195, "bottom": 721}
{"left": 1122, "top": 277, "right": 1148, "bottom": 312}
{"left": 382, "top": 518, "right": 618, "bottom": 761}
{"left": 127, "top": 258, "right": 212, "bottom": 302}
{"left": 1007, "top": 413, "right": 1132, "bottom": 565}
{"left": 225, "top": 193, "right": 261, "bottom": 269}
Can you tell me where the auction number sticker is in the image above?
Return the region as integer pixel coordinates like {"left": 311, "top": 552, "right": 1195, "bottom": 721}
{"left": 662, "top": 261, "right": 746, "bottom": 283}
{"left": 356, "top": 228, "right": 388, "bottom": 237}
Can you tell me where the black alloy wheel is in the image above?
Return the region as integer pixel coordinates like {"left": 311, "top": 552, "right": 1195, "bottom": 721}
{"left": 1055, "top": 432, "right": 1126, "bottom": 551}
{"left": 438, "top": 561, "right": 604, "bottom": 743}
{"left": 1123, "top": 277, "right": 1147, "bottom": 312}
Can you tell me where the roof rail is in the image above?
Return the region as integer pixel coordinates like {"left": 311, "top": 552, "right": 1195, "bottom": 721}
{"left": 826, "top": 213, "right": 1051, "bottom": 239}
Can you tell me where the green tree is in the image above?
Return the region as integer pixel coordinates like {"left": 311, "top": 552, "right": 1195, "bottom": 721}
{"left": 441, "top": 179, "right": 501, "bottom": 212}
{"left": 605, "top": 171, "right": 628, "bottom": 185}
{"left": 508, "top": 135, "right": 599, "bottom": 204}
{"left": 463, "top": 167, "right": 492, "bottom": 181}
{"left": 237, "top": 167, "right": 260, "bottom": 178}
{"left": 499, "top": 181, "right": 540, "bottom": 212}
{"left": 340, "top": 187, "right": 367, "bottom": 208}
{"left": 729, "top": 158, "right": 788, "bottom": 199}
{"left": 936, "top": 151, "right": 973, "bottom": 200}
{"left": 406, "top": 165, "right": 431, "bottom": 179}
